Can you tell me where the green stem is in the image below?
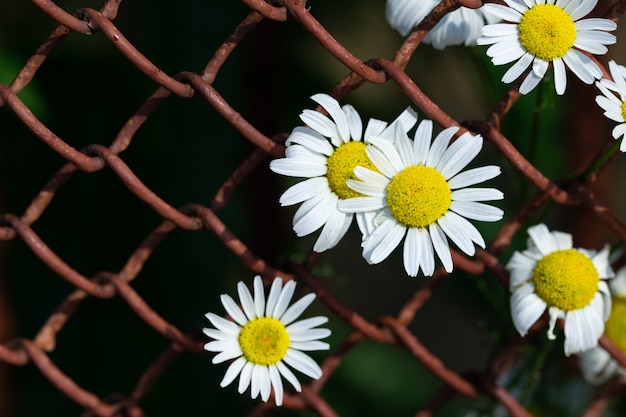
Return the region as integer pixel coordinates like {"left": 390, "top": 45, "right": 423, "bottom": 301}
{"left": 520, "top": 336, "right": 555, "bottom": 406}
{"left": 577, "top": 139, "right": 622, "bottom": 181}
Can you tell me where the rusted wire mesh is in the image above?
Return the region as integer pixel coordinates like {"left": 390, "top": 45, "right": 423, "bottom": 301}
{"left": 2, "top": 0, "right": 626, "bottom": 416}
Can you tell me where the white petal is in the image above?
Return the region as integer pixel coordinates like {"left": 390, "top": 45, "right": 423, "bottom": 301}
{"left": 205, "top": 313, "right": 240, "bottom": 335}
{"left": 574, "top": 30, "right": 615, "bottom": 54}
{"left": 286, "top": 316, "right": 329, "bottom": 333}
{"left": 310, "top": 93, "right": 350, "bottom": 143}
{"left": 510, "top": 283, "right": 546, "bottom": 336}
{"left": 313, "top": 208, "right": 353, "bottom": 252}
{"left": 437, "top": 212, "right": 481, "bottom": 255}
{"left": 279, "top": 293, "right": 316, "bottom": 325}
{"left": 563, "top": 49, "right": 601, "bottom": 85}
{"left": 449, "top": 201, "right": 504, "bottom": 222}
{"left": 490, "top": 42, "right": 527, "bottom": 65}
{"left": 578, "top": 347, "right": 618, "bottom": 385}
{"left": 250, "top": 365, "right": 261, "bottom": 399}
{"left": 506, "top": 251, "right": 536, "bottom": 289}
{"left": 272, "top": 280, "right": 296, "bottom": 319}
{"left": 259, "top": 366, "right": 272, "bottom": 402}
{"left": 518, "top": 64, "right": 545, "bottom": 94}
{"left": 564, "top": 306, "right": 604, "bottom": 356}
{"left": 429, "top": 223, "right": 452, "bottom": 272}
{"left": 425, "top": 126, "right": 458, "bottom": 168}
{"left": 300, "top": 109, "right": 339, "bottom": 143}
{"left": 448, "top": 166, "right": 501, "bottom": 189}
{"left": 413, "top": 119, "right": 433, "bottom": 165}
{"left": 279, "top": 177, "right": 330, "bottom": 206}
{"left": 364, "top": 118, "right": 388, "bottom": 139}
{"left": 268, "top": 364, "right": 284, "bottom": 406}
{"left": 379, "top": 107, "right": 418, "bottom": 141}
{"left": 276, "top": 361, "right": 302, "bottom": 392}
{"left": 289, "top": 328, "right": 332, "bottom": 342}
{"left": 269, "top": 152, "right": 327, "bottom": 178}
{"left": 362, "top": 218, "right": 406, "bottom": 264}
{"left": 501, "top": 52, "right": 534, "bottom": 83}
{"left": 265, "top": 278, "right": 283, "bottom": 317}
{"left": 292, "top": 193, "right": 336, "bottom": 237}
{"left": 527, "top": 223, "right": 559, "bottom": 256}
{"left": 553, "top": 58, "right": 567, "bottom": 95}
{"left": 205, "top": 339, "right": 240, "bottom": 354}
{"left": 451, "top": 188, "right": 503, "bottom": 202}
{"left": 437, "top": 133, "right": 483, "bottom": 179}
{"left": 568, "top": 0, "right": 598, "bottom": 21}
{"left": 285, "top": 126, "right": 334, "bottom": 156}
{"left": 290, "top": 341, "right": 330, "bottom": 351}
{"left": 481, "top": 4, "right": 523, "bottom": 23}
{"left": 253, "top": 276, "right": 265, "bottom": 318}
{"left": 283, "top": 349, "right": 323, "bottom": 379}
{"left": 367, "top": 136, "right": 406, "bottom": 176}
{"left": 343, "top": 104, "right": 363, "bottom": 141}
{"left": 202, "top": 327, "right": 231, "bottom": 341}
{"left": 591, "top": 245, "right": 613, "bottom": 279}
{"left": 337, "top": 196, "right": 386, "bottom": 213}
{"left": 211, "top": 346, "right": 243, "bottom": 364}
{"left": 238, "top": 362, "right": 253, "bottom": 394}
{"left": 221, "top": 294, "right": 248, "bottom": 326}
{"left": 220, "top": 356, "right": 247, "bottom": 388}
{"left": 403, "top": 227, "right": 421, "bottom": 277}
{"left": 237, "top": 281, "right": 256, "bottom": 320}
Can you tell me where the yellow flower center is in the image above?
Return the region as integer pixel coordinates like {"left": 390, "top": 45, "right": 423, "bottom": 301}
{"left": 326, "top": 141, "right": 377, "bottom": 199}
{"left": 518, "top": 4, "right": 576, "bottom": 61}
{"left": 605, "top": 296, "right": 626, "bottom": 354}
{"left": 621, "top": 100, "right": 626, "bottom": 122}
{"left": 386, "top": 165, "right": 451, "bottom": 228}
{"left": 238, "top": 317, "right": 290, "bottom": 366}
{"left": 532, "top": 249, "right": 599, "bottom": 311}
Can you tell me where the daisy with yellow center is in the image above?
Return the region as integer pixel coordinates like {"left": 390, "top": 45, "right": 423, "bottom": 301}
{"left": 477, "top": 0, "right": 616, "bottom": 95}
{"left": 270, "top": 93, "right": 417, "bottom": 252}
{"left": 337, "top": 119, "right": 504, "bottom": 277}
{"left": 506, "top": 224, "right": 613, "bottom": 356}
{"left": 578, "top": 265, "right": 626, "bottom": 384}
{"left": 595, "top": 60, "right": 626, "bottom": 152}
{"left": 203, "top": 276, "right": 331, "bottom": 406}
{"left": 385, "top": 0, "right": 500, "bottom": 49}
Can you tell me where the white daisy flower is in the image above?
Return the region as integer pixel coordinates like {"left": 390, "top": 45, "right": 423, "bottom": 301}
{"left": 203, "top": 276, "right": 331, "bottom": 406}
{"left": 595, "top": 60, "right": 626, "bottom": 151}
{"left": 386, "top": 0, "right": 500, "bottom": 49}
{"left": 477, "top": 0, "right": 617, "bottom": 95}
{"left": 578, "top": 265, "right": 626, "bottom": 384}
{"left": 270, "top": 94, "right": 417, "bottom": 252}
{"left": 506, "top": 224, "right": 613, "bottom": 356}
{"left": 337, "top": 119, "right": 504, "bottom": 277}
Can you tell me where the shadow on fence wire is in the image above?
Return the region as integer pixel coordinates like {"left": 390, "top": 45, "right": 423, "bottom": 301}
{"left": 1, "top": 0, "right": 626, "bottom": 416}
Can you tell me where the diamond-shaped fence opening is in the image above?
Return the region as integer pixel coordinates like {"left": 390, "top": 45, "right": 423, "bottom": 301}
{"left": 1, "top": 0, "right": 626, "bottom": 416}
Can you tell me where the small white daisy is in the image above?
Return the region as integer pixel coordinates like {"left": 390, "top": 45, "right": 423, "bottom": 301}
{"left": 203, "top": 276, "right": 331, "bottom": 406}
{"left": 337, "top": 119, "right": 504, "bottom": 277}
{"left": 477, "top": 0, "right": 617, "bottom": 95}
{"left": 270, "top": 93, "right": 417, "bottom": 252}
{"left": 507, "top": 224, "right": 613, "bottom": 356}
{"left": 578, "top": 265, "right": 626, "bottom": 384}
{"left": 386, "top": 0, "right": 500, "bottom": 49}
{"left": 595, "top": 60, "right": 626, "bottom": 151}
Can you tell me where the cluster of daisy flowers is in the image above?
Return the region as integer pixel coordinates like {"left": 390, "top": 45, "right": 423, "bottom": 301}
{"left": 200, "top": 0, "right": 626, "bottom": 407}
{"left": 270, "top": 94, "right": 504, "bottom": 277}
{"left": 387, "top": 0, "right": 626, "bottom": 151}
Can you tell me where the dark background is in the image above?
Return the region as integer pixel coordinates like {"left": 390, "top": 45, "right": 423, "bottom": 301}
{"left": 0, "top": 1, "right": 625, "bottom": 416}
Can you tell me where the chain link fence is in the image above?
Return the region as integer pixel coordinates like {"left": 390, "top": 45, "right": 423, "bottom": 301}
{"left": 1, "top": 0, "right": 626, "bottom": 416}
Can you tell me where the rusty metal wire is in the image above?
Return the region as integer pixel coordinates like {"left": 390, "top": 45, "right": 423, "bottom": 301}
{"left": 2, "top": 0, "right": 626, "bottom": 416}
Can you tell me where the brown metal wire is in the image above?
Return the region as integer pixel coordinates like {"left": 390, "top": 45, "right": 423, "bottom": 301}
{"left": 2, "top": 0, "right": 626, "bottom": 416}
